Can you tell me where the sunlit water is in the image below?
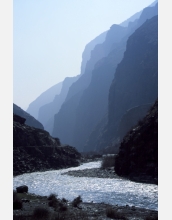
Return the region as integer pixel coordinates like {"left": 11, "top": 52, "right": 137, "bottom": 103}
{"left": 13, "top": 161, "right": 158, "bottom": 211}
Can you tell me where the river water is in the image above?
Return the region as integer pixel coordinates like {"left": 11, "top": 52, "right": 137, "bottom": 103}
{"left": 13, "top": 161, "right": 158, "bottom": 211}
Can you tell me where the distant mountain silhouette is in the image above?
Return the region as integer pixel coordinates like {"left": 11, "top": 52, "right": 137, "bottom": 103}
{"left": 13, "top": 103, "right": 44, "bottom": 130}
{"left": 38, "top": 75, "right": 79, "bottom": 134}
{"left": 120, "top": 0, "right": 157, "bottom": 27}
{"left": 26, "top": 81, "right": 62, "bottom": 119}
{"left": 52, "top": 24, "right": 128, "bottom": 146}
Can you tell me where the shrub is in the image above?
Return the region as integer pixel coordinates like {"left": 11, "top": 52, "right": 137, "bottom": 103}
{"left": 13, "top": 190, "right": 23, "bottom": 210}
{"left": 59, "top": 201, "right": 68, "bottom": 211}
{"left": 47, "top": 193, "right": 58, "bottom": 200}
{"left": 106, "top": 207, "right": 127, "bottom": 219}
{"left": 61, "top": 198, "right": 68, "bottom": 203}
{"left": 48, "top": 198, "right": 59, "bottom": 208}
{"left": 33, "top": 206, "right": 50, "bottom": 219}
{"left": 72, "top": 195, "right": 82, "bottom": 207}
{"left": 101, "top": 155, "right": 116, "bottom": 169}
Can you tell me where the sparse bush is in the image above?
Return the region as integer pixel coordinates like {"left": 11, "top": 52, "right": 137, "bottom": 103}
{"left": 48, "top": 193, "right": 58, "bottom": 200}
{"left": 59, "top": 201, "right": 68, "bottom": 211}
{"left": 101, "top": 155, "right": 116, "bottom": 169}
{"left": 72, "top": 195, "right": 82, "bottom": 207}
{"left": 13, "top": 190, "right": 23, "bottom": 210}
{"left": 106, "top": 207, "right": 127, "bottom": 219}
{"left": 61, "top": 198, "right": 68, "bottom": 203}
{"left": 48, "top": 198, "right": 59, "bottom": 208}
{"left": 33, "top": 206, "right": 50, "bottom": 219}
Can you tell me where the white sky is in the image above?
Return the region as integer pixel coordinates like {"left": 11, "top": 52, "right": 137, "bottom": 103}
{"left": 13, "top": 0, "right": 156, "bottom": 110}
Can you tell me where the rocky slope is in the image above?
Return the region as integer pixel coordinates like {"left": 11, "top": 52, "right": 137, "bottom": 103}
{"left": 115, "top": 100, "right": 158, "bottom": 184}
{"left": 13, "top": 114, "right": 81, "bottom": 176}
{"left": 13, "top": 103, "right": 44, "bottom": 130}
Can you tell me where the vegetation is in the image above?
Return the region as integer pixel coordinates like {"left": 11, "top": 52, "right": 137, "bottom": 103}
{"left": 106, "top": 207, "right": 127, "bottom": 219}
{"left": 72, "top": 195, "right": 82, "bottom": 207}
{"left": 33, "top": 206, "right": 50, "bottom": 219}
{"left": 48, "top": 193, "right": 58, "bottom": 201}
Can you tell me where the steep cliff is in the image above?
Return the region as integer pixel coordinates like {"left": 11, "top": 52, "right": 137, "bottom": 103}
{"left": 96, "top": 15, "right": 158, "bottom": 151}
{"left": 52, "top": 25, "right": 128, "bottom": 147}
{"left": 73, "top": 4, "right": 158, "bottom": 152}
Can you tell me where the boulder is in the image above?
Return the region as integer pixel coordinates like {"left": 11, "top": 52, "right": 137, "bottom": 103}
{"left": 16, "top": 185, "right": 28, "bottom": 193}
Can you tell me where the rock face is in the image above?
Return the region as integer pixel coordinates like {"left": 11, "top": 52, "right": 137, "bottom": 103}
{"left": 52, "top": 3, "right": 158, "bottom": 152}
{"left": 117, "top": 103, "right": 153, "bottom": 142}
{"left": 13, "top": 104, "right": 44, "bottom": 130}
{"left": 13, "top": 114, "right": 81, "bottom": 176}
{"left": 52, "top": 24, "right": 128, "bottom": 148}
{"left": 115, "top": 100, "right": 158, "bottom": 184}
{"left": 96, "top": 14, "right": 158, "bottom": 151}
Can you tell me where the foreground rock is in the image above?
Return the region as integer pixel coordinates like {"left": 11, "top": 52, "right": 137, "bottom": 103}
{"left": 13, "top": 114, "right": 81, "bottom": 176}
{"left": 13, "top": 192, "right": 158, "bottom": 220}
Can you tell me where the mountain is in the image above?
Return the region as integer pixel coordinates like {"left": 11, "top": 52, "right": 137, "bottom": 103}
{"left": 69, "top": 3, "right": 158, "bottom": 152}
{"left": 13, "top": 103, "right": 44, "bottom": 130}
{"left": 26, "top": 81, "right": 63, "bottom": 119}
{"left": 80, "top": 31, "right": 107, "bottom": 76}
{"left": 13, "top": 114, "right": 81, "bottom": 176}
{"left": 38, "top": 75, "right": 79, "bottom": 133}
{"left": 52, "top": 3, "right": 157, "bottom": 152}
{"left": 52, "top": 24, "right": 128, "bottom": 146}
{"left": 120, "top": 0, "right": 157, "bottom": 27}
{"left": 96, "top": 15, "right": 158, "bottom": 151}
{"left": 115, "top": 100, "right": 158, "bottom": 184}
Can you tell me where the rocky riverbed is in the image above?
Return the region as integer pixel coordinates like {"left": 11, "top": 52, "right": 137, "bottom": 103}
{"left": 13, "top": 164, "right": 158, "bottom": 220}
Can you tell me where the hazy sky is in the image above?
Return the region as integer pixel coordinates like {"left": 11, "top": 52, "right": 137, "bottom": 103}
{"left": 13, "top": 0, "right": 156, "bottom": 110}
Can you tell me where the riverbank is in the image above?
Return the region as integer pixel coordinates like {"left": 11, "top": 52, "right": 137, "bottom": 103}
{"left": 13, "top": 159, "right": 158, "bottom": 219}
{"left": 13, "top": 192, "right": 158, "bottom": 220}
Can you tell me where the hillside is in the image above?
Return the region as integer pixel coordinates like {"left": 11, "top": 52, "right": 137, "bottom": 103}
{"left": 13, "top": 114, "right": 81, "bottom": 176}
{"left": 13, "top": 103, "right": 44, "bottom": 130}
{"left": 115, "top": 100, "right": 158, "bottom": 184}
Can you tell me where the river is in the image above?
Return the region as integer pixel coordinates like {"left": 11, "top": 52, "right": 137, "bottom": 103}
{"left": 13, "top": 161, "right": 158, "bottom": 211}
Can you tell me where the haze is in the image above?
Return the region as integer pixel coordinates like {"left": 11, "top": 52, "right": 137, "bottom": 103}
{"left": 13, "top": 0, "right": 155, "bottom": 110}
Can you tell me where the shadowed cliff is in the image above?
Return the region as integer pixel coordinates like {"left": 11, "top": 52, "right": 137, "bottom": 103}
{"left": 115, "top": 100, "right": 158, "bottom": 184}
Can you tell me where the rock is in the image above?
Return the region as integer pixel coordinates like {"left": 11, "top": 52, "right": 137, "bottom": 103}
{"left": 13, "top": 115, "right": 81, "bottom": 176}
{"left": 16, "top": 185, "right": 28, "bottom": 193}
